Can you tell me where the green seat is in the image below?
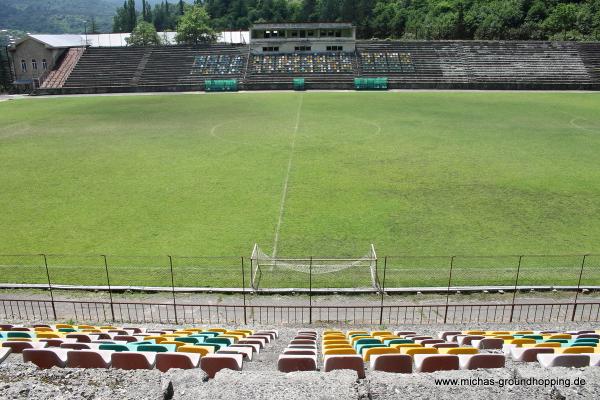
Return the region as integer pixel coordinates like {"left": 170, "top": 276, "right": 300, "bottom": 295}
{"left": 357, "top": 343, "right": 386, "bottom": 355}
{"left": 522, "top": 335, "right": 544, "bottom": 340}
{"left": 137, "top": 344, "right": 176, "bottom": 353}
{"left": 205, "top": 337, "right": 232, "bottom": 346}
{"left": 58, "top": 328, "right": 77, "bottom": 333}
{"left": 128, "top": 341, "right": 154, "bottom": 347}
{"left": 175, "top": 337, "right": 202, "bottom": 344}
{"left": 354, "top": 338, "right": 381, "bottom": 348}
{"left": 545, "top": 339, "right": 569, "bottom": 344}
{"left": 99, "top": 344, "right": 129, "bottom": 352}
{"left": 191, "top": 332, "right": 219, "bottom": 338}
{"left": 384, "top": 339, "right": 413, "bottom": 346}
{"left": 7, "top": 332, "right": 33, "bottom": 338}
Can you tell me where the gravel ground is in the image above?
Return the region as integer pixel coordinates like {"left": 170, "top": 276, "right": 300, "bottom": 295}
{"left": 1, "top": 323, "right": 599, "bottom": 399}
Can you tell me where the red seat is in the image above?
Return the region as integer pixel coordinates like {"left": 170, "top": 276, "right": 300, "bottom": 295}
{"left": 323, "top": 355, "right": 365, "bottom": 378}
{"left": 414, "top": 354, "right": 459, "bottom": 373}
{"left": 23, "top": 348, "right": 68, "bottom": 369}
{"left": 277, "top": 355, "right": 317, "bottom": 373}
{"left": 201, "top": 354, "right": 243, "bottom": 378}
{"left": 459, "top": 354, "right": 505, "bottom": 370}
{"left": 370, "top": 353, "right": 412, "bottom": 373}
{"left": 155, "top": 352, "right": 201, "bottom": 372}
{"left": 67, "top": 350, "right": 113, "bottom": 368}
{"left": 111, "top": 351, "right": 156, "bottom": 370}
{"left": 2, "top": 341, "right": 46, "bottom": 353}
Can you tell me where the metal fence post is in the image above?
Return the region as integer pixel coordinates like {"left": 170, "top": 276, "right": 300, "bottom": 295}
{"left": 509, "top": 255, "right": 523, "bottom": 323}
{"left": 241, "top": 256, "right": 247, "bottom": 325}
{"left": 309, "top": 256, "right": 313, "bottom": 325}
{"left": 379, "top": 256, "right": 387, "bottom": 325}
{"left": 571, "top": 254, "right": 587, "bottom": 322}
{"left": 102, "top": 255, "right": 115, "bottom": 321}
{"left": 443, "top": 256, "right": 455, "bottom": 324}
{"left": 41, "top": 254, "right": 57, "bottom": 320}
{"left": 168, "top": 255, "right": 178, "bottom": 324}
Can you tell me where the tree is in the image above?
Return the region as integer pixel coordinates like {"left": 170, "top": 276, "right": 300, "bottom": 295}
{"left": 0, "top": 47, "right": 12, "bottom": 93}
{"left": 176, "top": 5, "right": 218, "bottom": 44}
{"left": 89, "top": 17, "right": 100, "bottom": 34}
{"left": 179, "top": 0, "right": 186, "bottom": 15}
{"left": 127, "top": 21, "right": 163, "bottom": 46}
{"left": 113, "top": 0, "right": 137, "bottom": 32}
{"left": 544, "top": 3, "right": 579, "bottom": 40}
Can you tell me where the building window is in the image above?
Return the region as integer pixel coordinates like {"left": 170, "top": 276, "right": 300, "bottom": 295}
{"left": 335, "top": 30, "right": 342, "bottom": 37}
{"left": 21, "top": 59, "right": 27, "bottom": 72}
{"left": 42, "top": 59, "right": 48, "bottom": 70}
{"left": 262, "top": 46, "right": 279, "bottom": 52}
{"left": 300, "top": 30, "right": 306, "bottom": 38}
{"left": 32, "top": 59, "right": 37, "bottom": 70}
{"left": 307, "top": 30, "right": 314, "bottom": 37}
{"left": 291, "top": 30, "right": 298, "bottom": 37}
{"left": 294, "top": 46, "right": 311, "bottom": 52}
{"left": 326, "top": 46, "right": 343, "bottom": 51}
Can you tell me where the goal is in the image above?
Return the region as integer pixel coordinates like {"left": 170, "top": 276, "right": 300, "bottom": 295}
{"left": 250, "top": 244, "right": 379, "bottom": 290}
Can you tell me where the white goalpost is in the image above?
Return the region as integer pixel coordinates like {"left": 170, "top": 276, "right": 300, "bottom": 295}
{"left": 250, "top": 244, "right": 379, "bottom": 290}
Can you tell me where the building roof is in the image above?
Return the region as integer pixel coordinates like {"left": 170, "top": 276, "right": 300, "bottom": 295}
{"left": 251, "top": 23, "right": 354, "bottom": 30}
{"left": 27, "top": 34, "right": 87, "bottom": 48}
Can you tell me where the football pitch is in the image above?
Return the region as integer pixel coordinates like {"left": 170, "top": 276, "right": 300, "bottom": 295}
{"left": 1, "top": 91, "right": 600, "bottom": 287}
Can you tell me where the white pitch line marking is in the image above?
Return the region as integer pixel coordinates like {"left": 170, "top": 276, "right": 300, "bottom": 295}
{"left": 272, "top": 94, "right": 304, "bottom": 259}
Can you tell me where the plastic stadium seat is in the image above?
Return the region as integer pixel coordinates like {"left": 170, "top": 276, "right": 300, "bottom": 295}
{"left": 556, "top": 346, "right": 595, "bottom": 354}
{"left": 439, "top": 347, "right": 478, "bottom": 355}
{"left": 36, "top": 332, "right": 61, "bottom": 339}
{"left": 323, "top": 355, "right": 365, "bottom": 378}
{"left": 439, "top": 331, "right": 461, "bottom": 341}
{"left": 99, "top": 344, "right": 129, "bottom": 352}
{"left": 283, "top": 349, "right": 317, "bottom": 356}
{"left": 506, "top": 338, "right": 536, "bottom": 347}
{"left": 277, "top": 355, "right": 317, "bottom": 373}
{"left": 201, "top": 353, "right": 243, "bottom": 378}
{"left": 324, "top": 348, "right": 356, "bottom": 356}
{"left": 67, "top": 350, "right": 113, "bottom": 368}
{"left": 111, "top": 351, "right": 156, "bottom": 370}
{"left": 156, "top": 352, "right": 201, "bottom": 372}
{"left": 522, "top": 342, "right": 561, "bottom": 348}
{"left": 537, "top": 353, "right": 590, "bottom": 368}
{"left": 432, "top": 343, "right": 459, "bottom": 349}
{"left": 402, "top": 347, "right": 438, "bottom": 356}
{"left": 66, "top": 334, "right": 92, "bottom": 343}
{"left": 363, "top": 347, "right": 399, "bottom": 361}
{"left": 418, "top": 339, "right": 445, "bottom": 346}
{"left": 511, "top": 347, "right": 554, "bottom": 362}
{"left": 370, "top": 354, "right": 412, "bottom": 373}
{"left": 113, "top": 335, "right": 138, "bottom": 343}
{"left": 2, "top": 341, "right": 47, "bottom": 353}
{"left": 290, "top": 339, "right": 315, "bottom": 345}
{"left": 6, "top": 332, "right": 33, "bottom": 339}
{"left": 23, "top": 348, "right": 68, "bottom": 369}
{"left": 385, "top": 339, "right": 414, "bottom": 346}
{"left": 0, "top": 348, "right": 11, "bottom": 365}
{"left": 218, "top": 346, "right": 253, "bottom": 360}
{"left": 459, "top": 354, "right": 505, "bottom": 370}
{"left": 457, "top": 336, "right": 485, "bottom": 346}
{"left": 177, "top": 345, "right": 212, "bottom": 356}
{"left": 472, "top": 338, "right": 504, "bottom": 350}
{"left": 239, "top": 339, "right": 266, "bottom": 349}
{"left": 414, "top": 354, "right": 459, "bottom": 373}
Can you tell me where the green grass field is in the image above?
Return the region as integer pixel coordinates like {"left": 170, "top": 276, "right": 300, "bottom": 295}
{"left": 2, "top": 91, "right": 600, "bottom": 287}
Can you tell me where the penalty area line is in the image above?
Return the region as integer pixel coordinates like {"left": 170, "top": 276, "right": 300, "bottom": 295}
{"left": 272, "top": 94, "right": 304, "bottom": 260}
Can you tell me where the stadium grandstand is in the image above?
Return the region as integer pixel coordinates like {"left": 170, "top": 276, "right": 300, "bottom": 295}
{"left": 6, "top": 22, "right": 600, "bottom": 93}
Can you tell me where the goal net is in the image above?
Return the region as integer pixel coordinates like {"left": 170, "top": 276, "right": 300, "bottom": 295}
{"left": 250, "top": 244, "right": 379, "bottom": 290}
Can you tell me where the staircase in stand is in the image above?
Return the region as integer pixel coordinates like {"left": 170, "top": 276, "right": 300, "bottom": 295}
{"left": 40, "top": 47, "right": 85, "bottom": 89}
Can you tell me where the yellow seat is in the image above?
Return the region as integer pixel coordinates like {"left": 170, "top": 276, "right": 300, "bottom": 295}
{"left": 227, "top": 330, "right": 250, "bottom": 337}
{"left": 439, "top": 347, "right": 478, "bottom": 355}
{"left": 219, "top": 335, "right": 239, "bottom": 343}
{"left": 34, "top": 327, "right": 53, "bottom": 332}
{"left": 161, "top": 334, "right": 186, "bottom": 339}
{"left": 324, "top": 348, "right": 357, "bottom": 356}
{"left": 390, "top": 343, "right": 422, "bottom": 350}
{"left": 464, "top": 330, "right": 485, "bottom": 335}
{"left": 325, "top": 330, "right": 343, "bottom": 334}
{"left": 177, "top": 345, "right": 212, "bottom": 355}
{"left": 505, "top": 338, "right": 536, "bottom": 347}
{"left": 323, "top": 344, "right": 353, "bottom": 351}
{"left": 175, "top": 330, "right": 196, "bottom": 335}
{"left": 402, "top": 347, "right": 438, "bottom": 356}
{"left": 208, "top": 328, "right": 227, "bottom": 333}
{"left": 492, "top": 335, "right": 515, "bottom": 340}
{"left": 522, "top": 342, "right": 561, "bottom": 348}
{"left": 487, "top": 331, "right": 510, "bottom": 335}
{"left": 377, "top": 335, "right": 402, "bottom": 341}
{"left": 548, "top": 334, "right": 571, "bottom": 339}
{"left": 99, "top": 326, "right": 117, "bottom": 330}
{"left": 81, "top": 329, "right": 102, "bottom": 333}
{"left": 55, "top": 324, "right": 74, "bottom": 329}
{"left": 144, "top": 335, "right": 166, "bottom": 343}
{"left": 185, "top": 328, "right": 204, "bottom": 333}
{"left": 233, "top": 329, "right": 253, "bottom": 335}
{"left": 363, "top": 347, "right": 399, "bottom": 361}
{"left": 5, "top": 338, "right": 32, "bottom": 342}
{"left": 371, "top": 331, "right": 393, "bottom": 337}
{"left": 77, "top": 325, "right": 96, "bottom": 330}
{"left": 512, "top": 331, "right": 534, "bottom": 335}
{"left": 323, "top": 340, "right": 350, "bottom": 346}
{"left": 161, "top": 340, "right": 186, "bottom": 348}
{"left": 347, "top": 331, "right": 369, "bottom": 337}
{"left": 36, "top": 332, "right": 61, "bottom": 339}
{"left": 557, "top": 346, "right": 595, "bottom": 354}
